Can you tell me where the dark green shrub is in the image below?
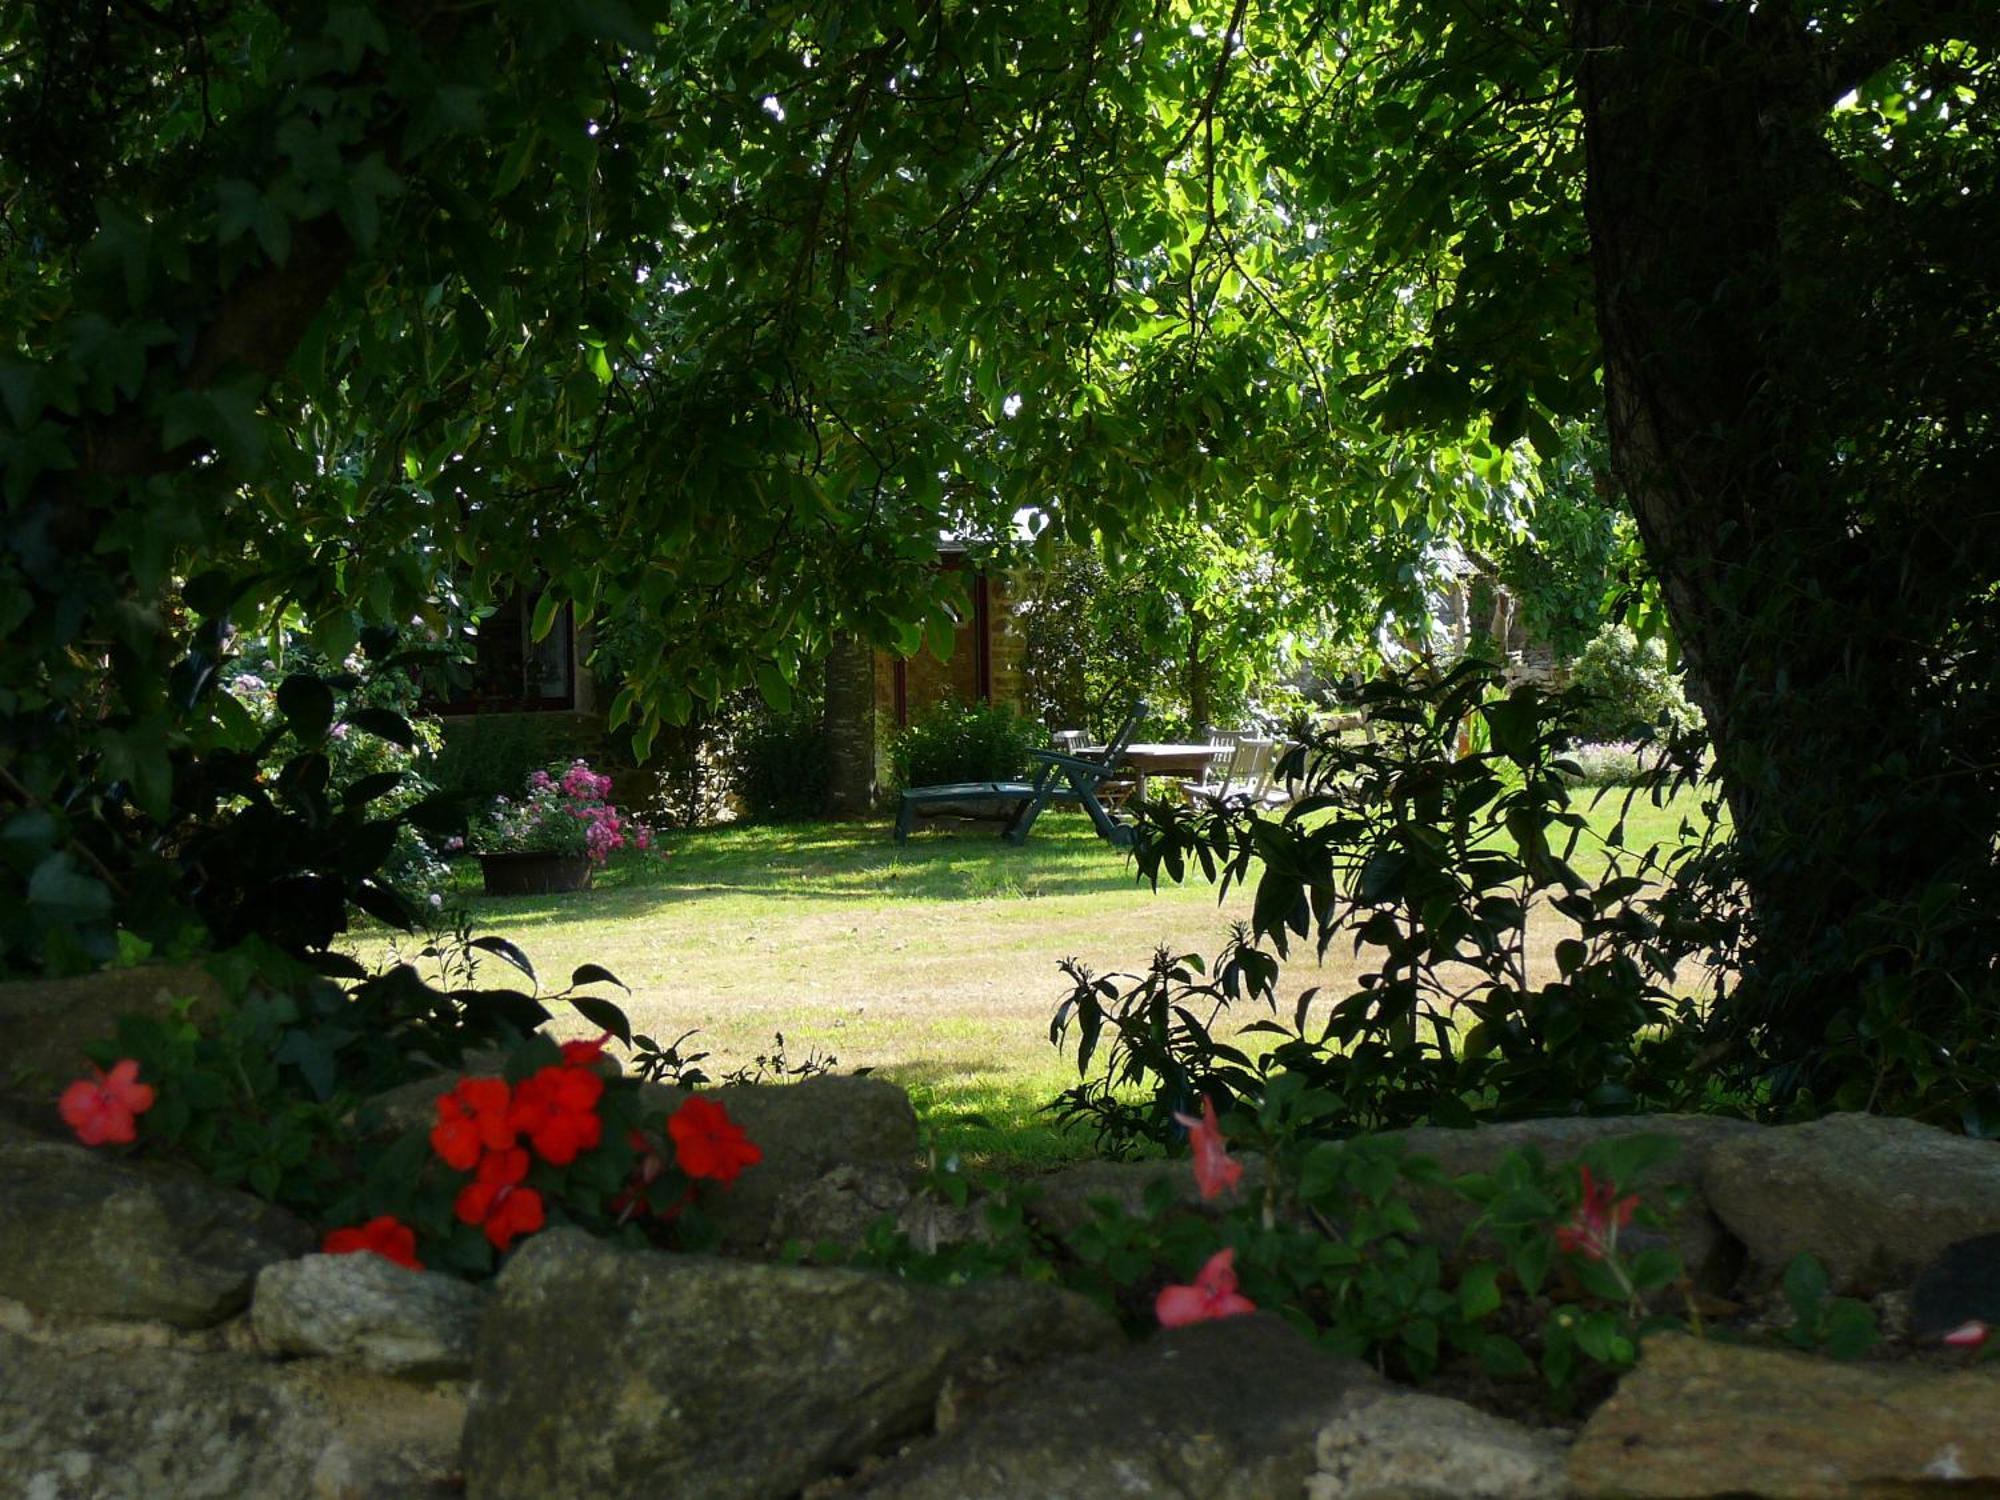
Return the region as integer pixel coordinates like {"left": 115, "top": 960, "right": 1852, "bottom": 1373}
{"left": 888, "top": 698, "right": 1037, "bottom": 791}
{"left": 432, "top": 712, "right": 606, "bottom": 804}
{"left": 732, "top": 698, "right": 829, "bottom": 821}
{"left": 1567, "top": 624, "right": 1701, "bottom": 743}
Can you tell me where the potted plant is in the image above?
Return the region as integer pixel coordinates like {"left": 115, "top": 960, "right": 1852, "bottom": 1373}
{"left": 475, "top": 761, "right": 654, "bottom": 895}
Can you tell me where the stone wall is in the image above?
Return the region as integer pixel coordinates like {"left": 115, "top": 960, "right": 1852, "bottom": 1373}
{"left": 6, "top": 1075, "right": 2000, "bottom": 1499}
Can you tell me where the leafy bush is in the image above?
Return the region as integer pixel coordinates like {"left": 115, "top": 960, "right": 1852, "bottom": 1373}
{"left": 732, "top": 696, "right": 829, "bottom": 821}
{"left": 65, "top": 944, "right": 763, "bottom": 1274}
{"left": 848, "top": 1097, "right": 1689, "bottom": 1404}
{"left": 220, "top": 640, "right": 452, "bottom": 904}
{"left": 432, "top": 712, "right": 606, "bottom": 805}
{"left": 888, "top": 698, "right": 1037, "bottom": 791}
{"left": 1052, "top": 660, "right": 1729, "bottom": 1147}
{"left": 1567, "top": 624, "right": 1701, "bottom": 743}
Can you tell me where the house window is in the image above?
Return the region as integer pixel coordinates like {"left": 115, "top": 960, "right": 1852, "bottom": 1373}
{"left": 440, "top": 590, "right": 576, "bottom": 713}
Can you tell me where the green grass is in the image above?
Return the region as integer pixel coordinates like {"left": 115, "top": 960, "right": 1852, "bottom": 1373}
{"left": 387, "top": 787, "right": 1721, "bottom": 1169}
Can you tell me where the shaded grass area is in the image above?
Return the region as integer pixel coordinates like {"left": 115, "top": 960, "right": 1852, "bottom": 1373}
{"left": 409, "top": 787, "right": 1719, "bottom": 1168}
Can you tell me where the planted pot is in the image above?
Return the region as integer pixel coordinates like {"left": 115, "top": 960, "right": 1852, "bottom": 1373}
{"left": 477, "top": 851, "right": 594, "bottom": 896}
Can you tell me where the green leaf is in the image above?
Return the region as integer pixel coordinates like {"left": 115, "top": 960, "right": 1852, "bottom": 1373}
{"left": 570, "top": 963, "right": 627, "bottom": 991}
{"left": 530, "top": 590, "right": 562, "bottom": 644}
{"left": 1820, "top": 1299, "right": 1879, "bottom": 1360}
{"left": 1476, "top": 1333, "right": 1534, "bottom": 1377}
{"left": 1457, "top": 1262, "right": 1502, "bottom": 1321}
{"left": 470, "top": 935, "right": 538, "bottom": 985}
{"left": 344, "top": 707, "right": 416, "bottom": 749}
{"left": 1781, "top": 1251, "right": 1830, "bottom": 1326}
{"left": 570, "top": 993, "right": 633, "bottom": 1046}
{"left": 27, "top": 853, "right": 113, "bottom": 922}
{"left": 276, "top": 674, "right": 337, "bottom": 741}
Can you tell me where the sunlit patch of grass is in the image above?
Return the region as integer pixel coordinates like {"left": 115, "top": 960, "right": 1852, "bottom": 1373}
{"left": 390, "top": 790, "right": 1720, "bottom": 1168}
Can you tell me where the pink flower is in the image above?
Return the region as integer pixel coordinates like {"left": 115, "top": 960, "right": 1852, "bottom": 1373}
{"left": 1156, "top": 1248, "right": 1257, "bottom": 1328}
{"left": 1555, "top": 1165, "right": 1639, "bottom": 1262}
{"left": 1172, "top": 1096, "right": 1243, "bottom": 1201}
{"left": 528, "top": 770, "right": 554, "bottom": 791}
{"left": 1943, "top": 1320, "right": 1990, "bottom": 1350}
{"left": 59, "top": 1059, "right": 157, "bottom": 1146}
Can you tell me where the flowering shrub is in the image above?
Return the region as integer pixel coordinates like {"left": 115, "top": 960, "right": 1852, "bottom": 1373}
{"left": 850, "top": 1081, "right": 1688, "bottom": 1407}
{"left": 478, "top": 760, "right": 655, "bottom": 864}
{"left": 316, "top": 1031, "right": 763, "bottom": 1276}
{"left": 61, "top": 940, "right": 756, "bottom": 1279}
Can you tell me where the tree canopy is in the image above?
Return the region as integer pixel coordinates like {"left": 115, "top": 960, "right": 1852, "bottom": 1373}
{"left": 6, "top": 0, "right": 2000, "bottom": 1113}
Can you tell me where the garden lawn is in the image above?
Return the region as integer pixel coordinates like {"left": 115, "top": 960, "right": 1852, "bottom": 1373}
{"left": 390, "top": 787, "right": 1717, "bottom": 1168}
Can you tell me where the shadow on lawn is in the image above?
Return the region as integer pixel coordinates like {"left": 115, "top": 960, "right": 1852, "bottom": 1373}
{"left": 456, "top": 813, "right": 1153, "bottom": 927}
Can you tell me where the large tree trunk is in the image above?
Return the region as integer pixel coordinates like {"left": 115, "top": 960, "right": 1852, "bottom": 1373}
{"left": 822, "top": 635, "right": 878, "bottom": 817}
{"left": 1576, "top": 0, "right": 1999, "bottom": 1086}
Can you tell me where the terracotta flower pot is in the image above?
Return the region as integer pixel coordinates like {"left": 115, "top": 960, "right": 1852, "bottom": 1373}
{"left": 477, "top": 851, "right": 594, "bottom": 896}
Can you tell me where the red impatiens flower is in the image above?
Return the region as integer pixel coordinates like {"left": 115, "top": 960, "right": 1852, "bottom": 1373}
{"left": 508, "top": 1063, "right": 605, "bottom": 1165}
{"left": 1555, "top": 1165, "right": 1640, "bottom": 1262}
{"left": 559, "top": 1032, "right": 613, "bottom": 1067}
{"left": 1156, "top": 1247, "right": 1258, "bottom": 1328}
{"left": 454, "top": 1147, "right": 545, "bottom": 1251}
{"left": 1172, "top": 1095, "right": 1244, "bottom": 1201}
{"left": 430, "top": 1077, "right": 515, "bottom": 1170}
{"left": 668, "top": 1095, "right": 762, "bottom": 1185}
{"left": 322, "top": 1214, "right": 423, "bottom": 1271}
{"left": 59, "top": 1058, "right": 157, "bottom": 1146}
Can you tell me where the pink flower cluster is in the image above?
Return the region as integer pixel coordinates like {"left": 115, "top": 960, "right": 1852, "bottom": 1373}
{"left": 491, "top": 760, "right": 654, "bottom": 865}
{"left": 560, "top": 762, "right": 613, "bottom": 800}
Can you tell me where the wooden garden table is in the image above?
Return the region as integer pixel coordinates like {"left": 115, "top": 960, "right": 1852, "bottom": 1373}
{"left": 1081, "top": 742, "right": 1231, "bottom": 802}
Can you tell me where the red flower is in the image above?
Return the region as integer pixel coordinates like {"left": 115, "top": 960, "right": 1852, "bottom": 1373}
{"left": 454, "top": 1148, "right": 544, "bottom": 1250}
{"left": 559, "top": 1032, "right": 613, "bottom": 1067}
{"left": 322, "top": 1215, "right": 423, "bottom": 1271}
{"left": 668, "top": 1095, "right": 762, "bottom": 1184}
{"left": 1944, "top": 1320, "right": 1990, "bottom": 1350}
{"left": 1156, "top": 1248, "right": 1258, "bottom": 1328}
{"left": 59, "top": 1059, "right": 156, "bottom": 1146}
{"left": 1172, "top": 1096, "right": 1243, "bottom": 1201}
{"left": 430, "top": 1077, "right": 515, "bottom": 1170}
{"left": 1555, "top": 1165, "right": 1640, "bottom": 1262}
{"left": 508, "top": 1064, "right": 605, "bottom": 1165}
